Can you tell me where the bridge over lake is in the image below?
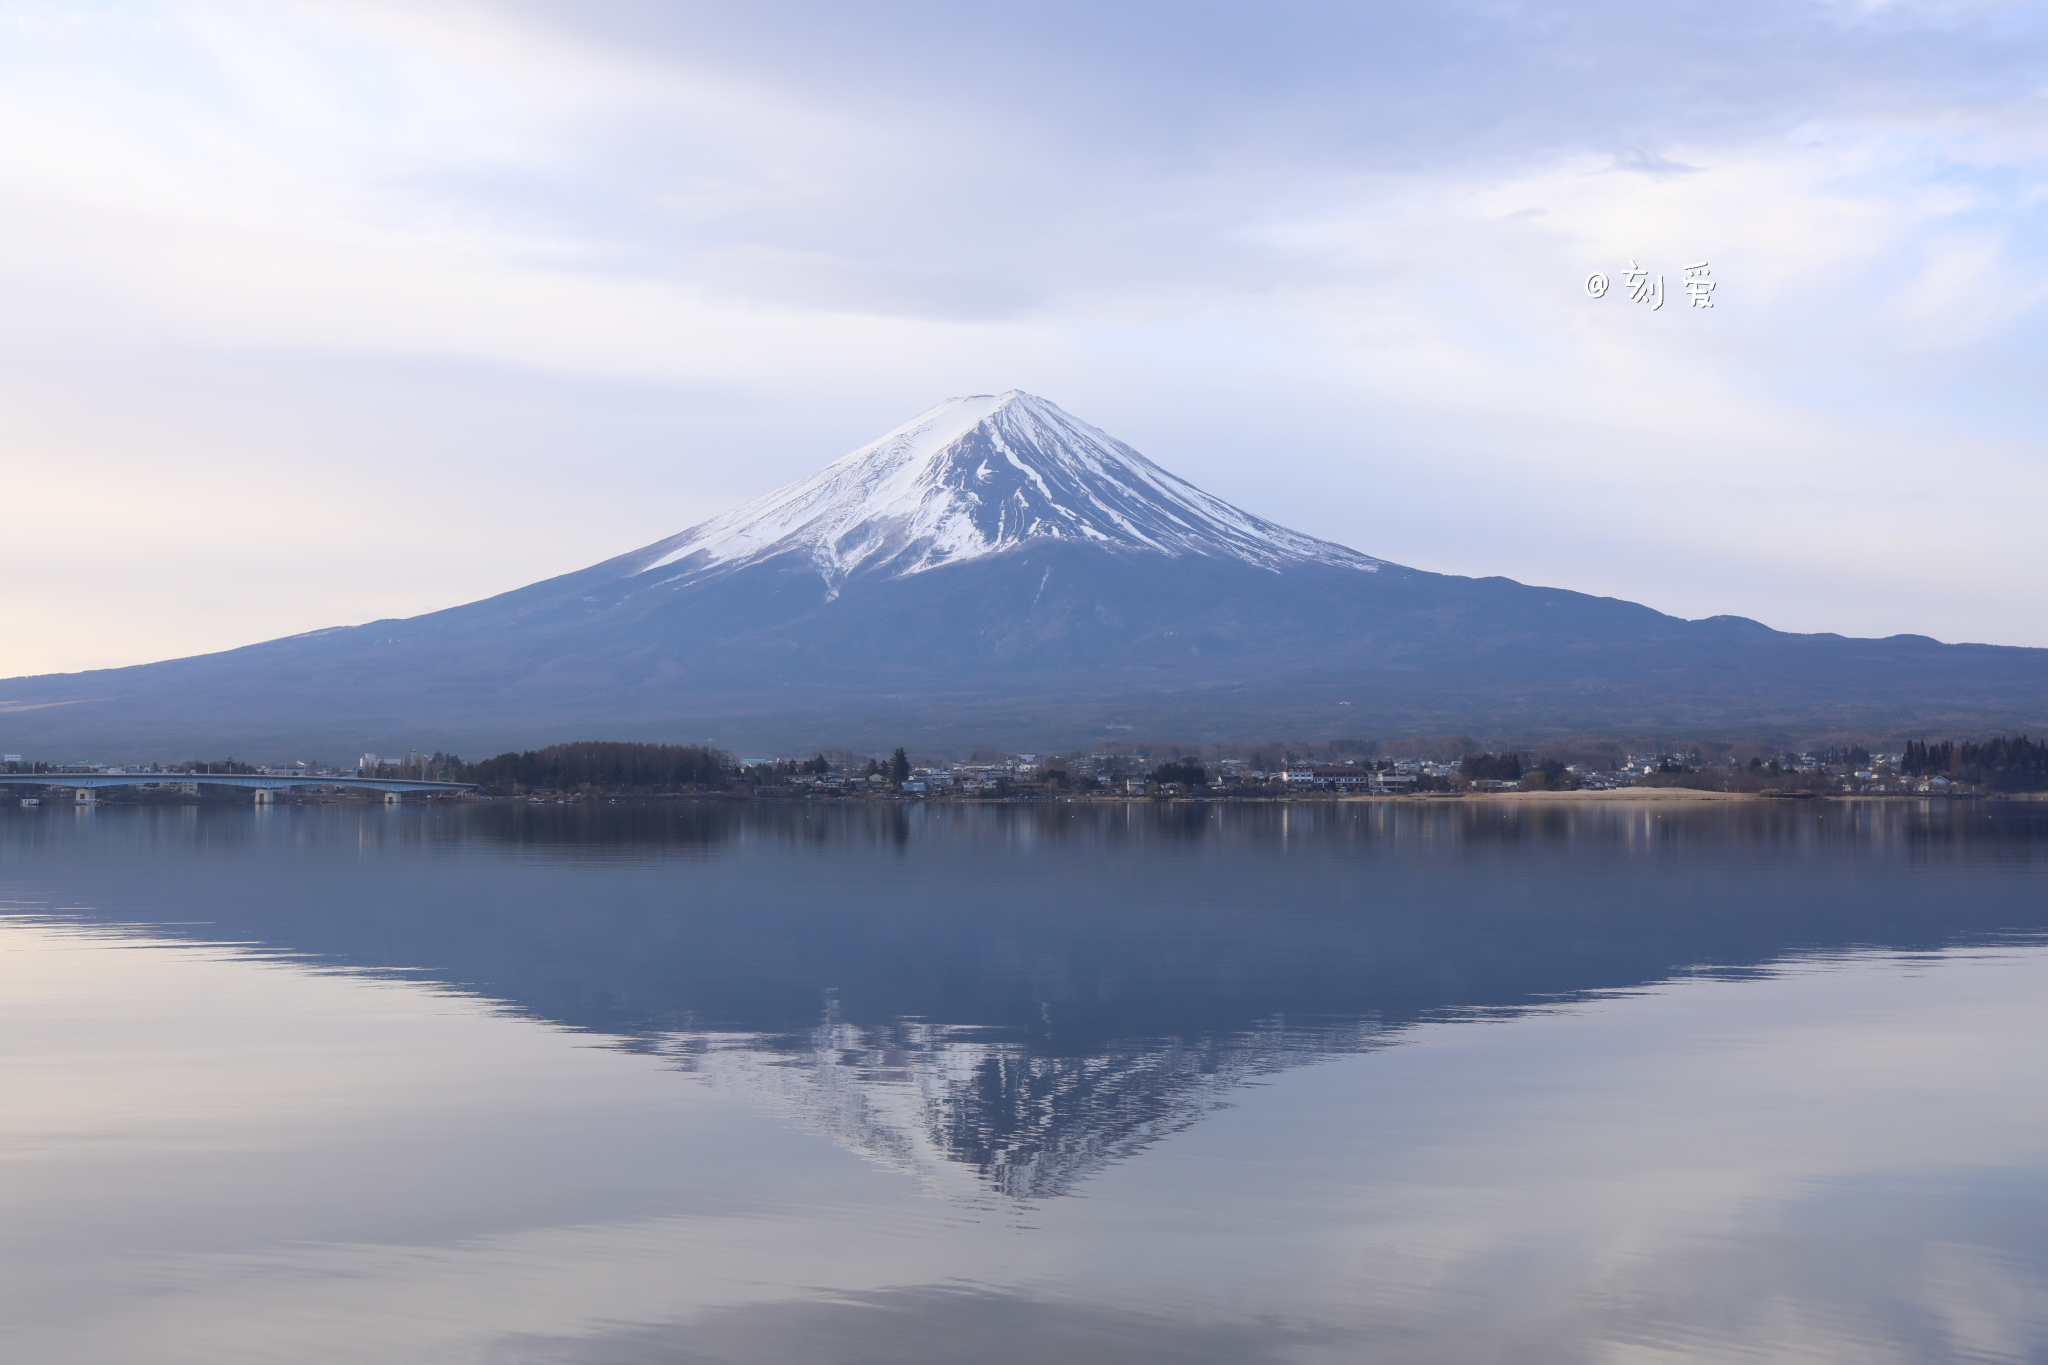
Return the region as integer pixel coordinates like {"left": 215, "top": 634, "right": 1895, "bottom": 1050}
{"left": 0, "top": 774, "right": 474, "bottom": 804}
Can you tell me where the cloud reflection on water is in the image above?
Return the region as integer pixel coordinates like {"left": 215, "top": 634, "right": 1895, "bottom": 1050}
{"left": 3, "top": 802, "right": 2048, "bottom": 1362}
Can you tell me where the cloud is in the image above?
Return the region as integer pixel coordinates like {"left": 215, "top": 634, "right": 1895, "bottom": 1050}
{"left": 0, "top": 0, "right": 2043, "bottom": 673}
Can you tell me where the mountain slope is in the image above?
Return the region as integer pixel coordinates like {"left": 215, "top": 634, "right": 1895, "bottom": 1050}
{"left": 2, "top": 391, "right": 2044, "bottom": 757}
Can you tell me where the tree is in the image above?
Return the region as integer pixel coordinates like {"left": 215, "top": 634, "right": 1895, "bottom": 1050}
{"left": 462, "top": 742, "right": 732, "bottom": 793}
{"left": 1150, "top": 758, "right": 1207, "bottom": 786}
{"left": 1903, "top": 736, "right": 2048, "bottom": 790}
{"left": 889, "top": 747, "right": 911, "bottom": 785}
{"left": 1459, "top": 752, "right": 1523, "bottom": 782}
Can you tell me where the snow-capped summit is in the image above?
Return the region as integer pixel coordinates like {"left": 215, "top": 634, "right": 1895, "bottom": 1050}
{"left": 618, "top": 390, "right": 1381, "bottom": 593}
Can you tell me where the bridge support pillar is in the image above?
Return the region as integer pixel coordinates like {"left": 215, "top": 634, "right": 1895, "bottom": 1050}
{"left": 74, "top": 788, "right": 94, "bottom": 805}
{"left": 383, "top": 791, "right": 403, "bottom": 805}
{"left": 253, "top": 789, "right": 273, "bottom": 805}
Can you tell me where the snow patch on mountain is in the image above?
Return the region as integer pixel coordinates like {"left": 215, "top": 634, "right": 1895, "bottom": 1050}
{"left": 660, "top": 1014, "right": 1390, "bottom": 1201}
{"left": 627, "top": 391, "right": 1380, "bottom": 591}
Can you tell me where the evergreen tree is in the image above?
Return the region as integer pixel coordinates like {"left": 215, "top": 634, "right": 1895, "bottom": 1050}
{"left": 1149, "top": 758, "right": 1207, "bottom": 786}
{"left": 1459, "top": 752, "right": 1523, "bottom": 781}
{"left": 461, "top": 741, "right": 733, "bottom": 793}
{"left": 889, "top": 747, "right": 911, "bottom": 785}
{"left": 1902, "top": 735, "right": 2048, "bottom": 789}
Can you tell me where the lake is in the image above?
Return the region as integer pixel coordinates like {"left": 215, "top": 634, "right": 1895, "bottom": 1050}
{"left": 3, "top": 799, "right": 2046, "bottom": 1364}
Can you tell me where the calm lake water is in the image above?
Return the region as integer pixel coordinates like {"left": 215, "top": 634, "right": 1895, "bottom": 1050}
{"left": 4, "top": 799, "right": 2047, "bottom": 1364}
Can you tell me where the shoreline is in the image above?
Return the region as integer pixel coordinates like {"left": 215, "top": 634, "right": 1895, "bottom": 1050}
{"left": 1448, "top": 787, "right": 1752, "bottom": 802}
{"left": 728, "top": 788, "right": 1974, "bottom": 806}
{"left": 38, "top": 785, "right": 2015, "bottom": 809}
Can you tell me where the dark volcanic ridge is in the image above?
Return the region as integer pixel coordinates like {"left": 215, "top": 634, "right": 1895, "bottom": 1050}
{"left": 4, "top": 390, "right": 2044, "bottom": 758}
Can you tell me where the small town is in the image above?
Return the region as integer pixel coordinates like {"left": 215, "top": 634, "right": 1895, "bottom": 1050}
{"left": 7, "top": 737, "right": 2042, "bottom": 804}
{"left": 724, "top": 741, "right": 2044, "bottom": 801}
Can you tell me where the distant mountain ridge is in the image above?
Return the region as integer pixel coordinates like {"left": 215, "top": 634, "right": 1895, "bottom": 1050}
{"left": 2, "top": 391, "right": 2044, "bottom": 757}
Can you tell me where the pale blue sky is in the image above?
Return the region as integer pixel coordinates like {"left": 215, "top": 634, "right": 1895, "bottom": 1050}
{"left": 2, "top": 0, "right": 2043, "bottom": 673}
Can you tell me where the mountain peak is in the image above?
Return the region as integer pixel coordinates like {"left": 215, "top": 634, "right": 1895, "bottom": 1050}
{"left": 623, "top": 392, "right": 1382, "bottom": 591}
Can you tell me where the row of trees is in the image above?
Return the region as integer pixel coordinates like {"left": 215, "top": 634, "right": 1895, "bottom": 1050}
{"left": 849, "top": 749, "right": 915, "bottom": 784}
{"left": 1458, "top": 752, "right": 1523, "bottom": 782}
{"left": 1901, "top": 737, "right": 2048, "bottom": 790}
{"left": 461, "top": 743, "right": 947, "bottom": 794}
{"left": 460, "top": 742, "right": 930, "bottom": 794}
{"left": 462, "top": 742, "right": 734, "bottom": 793}
{"left": 744, "top": 755, "right": 833, "bottom": 781}
{"left": 1150, "top": 758, "right": 1207, "bottom": 786}
{"left": 1460, "top": 753, "right": 1583, "bottom": 790}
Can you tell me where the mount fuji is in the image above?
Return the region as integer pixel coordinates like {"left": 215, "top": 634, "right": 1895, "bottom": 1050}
{"left": 5, "top": 390, "right": 2046, "bottom": 756}
{"left": 631, "top": 390, "right": 1386, "bottom": 588}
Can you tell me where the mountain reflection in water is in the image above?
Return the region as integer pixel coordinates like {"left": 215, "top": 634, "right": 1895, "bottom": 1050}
{"left": 5, "top": 799, "right": 2045, "bottom": 1201}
